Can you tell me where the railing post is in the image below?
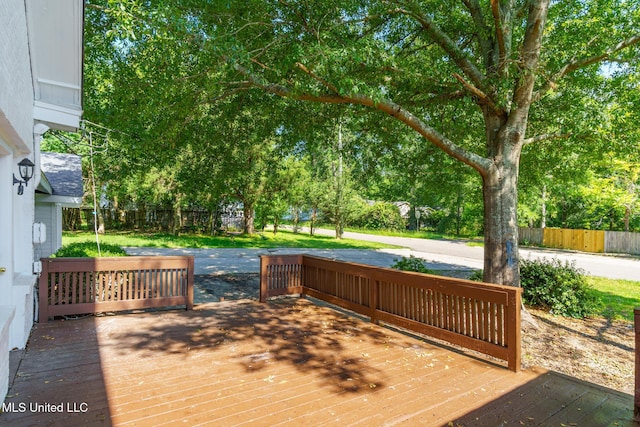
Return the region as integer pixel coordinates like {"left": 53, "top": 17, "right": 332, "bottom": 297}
{"left": 38, "top": 259, "right": 49, "bottom": 323}
{"left": 186, "top": 256, "right": 194, "bottom": 310}
{"left": 635, "top": 308, "right": 639, "bottom": 421}
{"left": 507, "top": 288, "right": 522, "bottom": 372}
{"left": 259, "top": 256, "right": 269, "bottom": 303}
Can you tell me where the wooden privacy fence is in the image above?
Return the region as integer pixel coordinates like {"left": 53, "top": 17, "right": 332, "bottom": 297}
{"left": 519, "top": 226, "right": 640, "bottom": 255}
{"left": 260, "top": 255, "right": 522, "bottom": 372}
{"left": 38, "top": 256, "right": 194, "bottom": 323}
{"left": 543, "top": 228, "right": 605, "bottom": 253}
{"left": 606, "top": 231, "right": 640, "bottom": 255}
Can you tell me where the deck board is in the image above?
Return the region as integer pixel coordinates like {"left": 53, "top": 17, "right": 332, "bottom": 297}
{"left": 1, "top": 298, "right": 635, "bottom": 426}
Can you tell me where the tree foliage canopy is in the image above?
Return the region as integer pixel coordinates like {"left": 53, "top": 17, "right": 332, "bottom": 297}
{"left": 81, "top": 0, "right": 640, "bottom": 285}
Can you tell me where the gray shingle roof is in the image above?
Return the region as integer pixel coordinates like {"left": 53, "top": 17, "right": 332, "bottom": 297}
{"left": 40, "top": 152, "right": 83, "bottom": 198}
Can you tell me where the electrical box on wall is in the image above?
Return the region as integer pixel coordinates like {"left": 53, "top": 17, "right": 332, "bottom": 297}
{"left": 33, "top": 222, "right": 47, "bottom": 244}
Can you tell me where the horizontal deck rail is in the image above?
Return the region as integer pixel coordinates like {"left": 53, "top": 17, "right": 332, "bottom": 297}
{"left": 633, "top": 308, "right": 640, "bottom": 421}
{"left": 38, "top": 256, "right": 194, "bottom": 323}
{"left": 260, "top": 254, "right": 522, "bottom": 372}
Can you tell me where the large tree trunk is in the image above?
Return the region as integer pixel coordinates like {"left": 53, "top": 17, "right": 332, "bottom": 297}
{"left": 481, "top": 0, "right": 547, "bottom": 287}
{"left": 243, "top": 203, "right": 255, "bottom": 234}
{"left": 481, "top": 108, "right": 525, "bottom": 287}
{"left": 483, "top": 161, "right": 520, "bottom": 287}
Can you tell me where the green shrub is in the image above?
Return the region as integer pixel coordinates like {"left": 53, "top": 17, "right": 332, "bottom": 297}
{"left": 51, "top": 242, "right": 128, "bottom": 258}
{"left": 351, "top": 202, "right": 406, "bottom": 231}
{"left": 468, "top": 270, "right": 484, "bottom": 281}
{"left": 466, "top": 259, "right": 599, "bottom": 318}
{"left": 391, "top": 256, "right": 434, "bottom": 274}
{"left": 520, "top": 258, "right": 599, "bottom": 318}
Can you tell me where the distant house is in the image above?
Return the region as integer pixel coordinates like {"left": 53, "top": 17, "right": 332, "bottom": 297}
{"left": 393, "top": 201, "right": 411, "bottom": 219}
{"left": 0, "top": 0, "right": 84, "bottom": 402}
{"left": 220, "top": 201, "right": 245, "bottom": 230}
{"left": 35, "top": 153, "right": 83, "bottom": 258}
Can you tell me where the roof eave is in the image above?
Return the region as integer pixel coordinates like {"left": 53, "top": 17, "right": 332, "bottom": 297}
{"left": 35, "top": 194, "right": 82, "bottom": 208}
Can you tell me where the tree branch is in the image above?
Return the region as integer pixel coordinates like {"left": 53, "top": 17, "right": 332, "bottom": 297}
{"left": 207, "top": 85, "right": 253, "bottom": 103}
{"left": 452, "top": 72, "right": 506, "bottom": 118}
{"left": 387, "top": 7, "right": 486, "bottom": 91}
{"left": 230, "top": 61, "right": 492, "bottom": 175}
{"left": 295, "top": 62, "right": 340, "bottom": 94}
{"left": 462, "top": 0, "right": 492, "bottom": 63}
{"left": 523, "top": 133, "right": 571, "bottom": 145}
{"left": 490, "top": 0, "right": 507, "bottom": 67}
{"left": 533, "top": 33, "right": 640, "bottom": 102}
{"left": 508, "top": 0, "right": 549, "bottom": 125}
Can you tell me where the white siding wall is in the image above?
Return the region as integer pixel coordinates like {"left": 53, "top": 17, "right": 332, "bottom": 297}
{"left": 0, "top": 0, "right": 34, "bottom": 148}
{"left": 0, "top": 309, "right": 14, "bottom": 403}
{"left": 0, "top": 0, "right": 36, "bottom": 404}
{"left": 35, "top": 202, "right": 59, "bottom": 258}
{"left": 0, "top": 0, "right": 82, "bottom": 404}
{"left": 0, "top": 153, "right": 14, "bottom": 405}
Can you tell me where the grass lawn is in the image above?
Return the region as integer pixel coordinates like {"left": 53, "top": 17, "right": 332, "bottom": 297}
{"left": 59, "top": 230, "right": 636, "bottom": 321}
{"left": 587, "top": 276, "right": 640, "bottom": 321}
{"left": 343, "top": 226, "right": 481, "bottom": 241}
{"left": 283, "top": 221, "right": 478, "bottom": 241}
{"left": 61, "top": 230, "right": 400, "bottom": 251}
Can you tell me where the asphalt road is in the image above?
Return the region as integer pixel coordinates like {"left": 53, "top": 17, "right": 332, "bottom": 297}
{"left": 126, "top": 227, "right": 639, "bottom": 281}
{"left": 311, "top": 228, "right": 640, "bottom": 281}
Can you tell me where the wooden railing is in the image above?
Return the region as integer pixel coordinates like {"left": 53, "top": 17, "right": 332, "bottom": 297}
{"left": 635, "top": 308, "right": 639, "bottom": 421}
{"left": 260, "top": 255, "right": 522, "bottom": 372}
{"left": 38, "top": 256, "right": 194, "bottom": 323}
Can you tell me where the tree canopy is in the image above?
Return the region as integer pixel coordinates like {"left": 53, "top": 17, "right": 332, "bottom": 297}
{"left": 81, "top": 0, "right": 640, "bottom": 286}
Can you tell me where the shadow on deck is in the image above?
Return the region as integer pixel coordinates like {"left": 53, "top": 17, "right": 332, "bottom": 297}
{"left": 1, "top": 299, "right": 635, "bottom": 426}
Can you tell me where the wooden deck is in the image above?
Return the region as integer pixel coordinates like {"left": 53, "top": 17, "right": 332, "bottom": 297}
{"left": 1, "top": 299, "right": 635, "bottom": 426}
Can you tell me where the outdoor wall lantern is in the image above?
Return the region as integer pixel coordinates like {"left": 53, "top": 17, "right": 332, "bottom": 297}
{"left": 13, "top": 158, "right": 35, "bottom": 196}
